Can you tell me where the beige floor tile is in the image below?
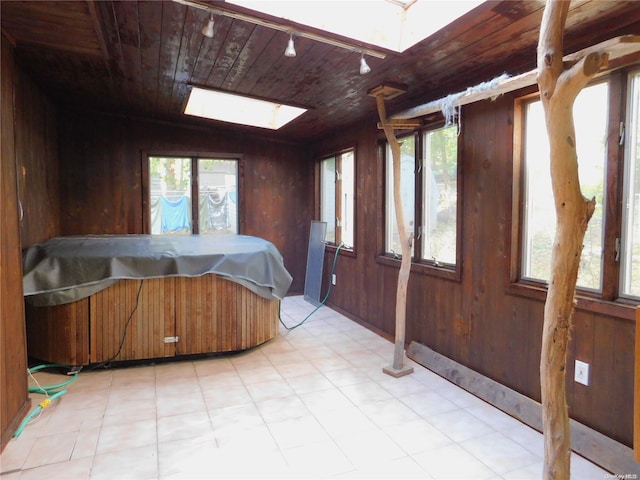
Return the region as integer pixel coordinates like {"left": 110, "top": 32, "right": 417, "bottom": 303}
{"left": 299, "top": 387, "right": 355, "bottom": 415}
{"left": 214, "top": 422, "right": 278, "bottom": 449}
{"left": 22, "top": 431, "right": 77, "bottom": 469}
{"left": 413, "top": 443, "right": 497, "bottom": 479}
{"left": 18, "top": 457, "right": 92, "bottom": 480}
{"left": 71, "top": 427, "right": 100, "bottom": 459}
{"left": 201, "top": 383, "right": 253, "bottom": 409}
{"left": 157, "top": 410, "right": 215, "bottom": 444}
{"left": 359, "top": 398, "right": 422, "bottom": 428}
{"left": 460, "top": 431, "right": 541, "bottom": 475}
{"left": 255, "top": 395, "right": 311, "bottom": 423}
{"left": 90, "top": 444, "right": 158, "bottom": 480}
{"left": 157, "top": 436, "right": 219, "bottom": 478}
{"left": 157, "top": 392, "right": 206, "bottom": 417}
{"left": 335, "top": 455, "right": 431, "bottom": 479}
{"left": 339, "top": 381, "right": 394, "bottom": 406}
{"left": 209, "top": 403, "right": 264, "bottom": 431}
{"left": 0, "top": 435, "right": 36, "bottom": 473}
{"left": 333, "top": 428, "right": 406, "bottom": 469}
{"left": 96, "top": 419, "right": 157, "bottom": 455}
{"left": 245, "top": 378, "right": 296, "bottom": 402}
{"left": 268, "top": 415, "right": 331, "bottom": 450}
{"left": 285, "top": 371, "right": 335, "bottom": 395}
{"left": 281, "top": 439, "right": 354, "bottom": 477}
{"left": 322, "top": 367, "right": 370, "bottom": 387}
{"left": 313, "top": 406, "right": 379, "bottom": 439}
{"left": 399, "top": 390, "right": 461, "bottom": 418}
{"left": 236, "top": 364, "right": 284, "bottom": 385}
{"left": 382, "top": 419, "right": 453, "bottom": 455}
{"left": 425, "top": 408, "right": 495, "bottom": 442}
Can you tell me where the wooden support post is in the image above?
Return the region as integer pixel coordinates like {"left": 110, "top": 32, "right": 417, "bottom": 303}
{"left": 536, "top": 1, "right": 608, "bottom": 478}
{"left": 373, "top": 90, "right": 414, "bottom": 378}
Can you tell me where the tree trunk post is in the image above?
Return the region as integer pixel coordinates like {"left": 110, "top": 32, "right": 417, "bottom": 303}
{"left": 375, "top": 94, "right": 414, "bottom": 378}
{"left": 536, "top": 1, "right": 607, "bottom": 478}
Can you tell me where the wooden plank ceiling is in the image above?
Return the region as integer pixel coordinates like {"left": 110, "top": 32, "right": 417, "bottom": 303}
{"left": 1, "top": 0, "right": 639, "bottom": 142}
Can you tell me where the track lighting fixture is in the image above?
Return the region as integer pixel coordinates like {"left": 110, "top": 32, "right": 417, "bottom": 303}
{"left": 201, "top": 12, "right": 215, "bottom": 38}
{"left": 359, "top": 54, "right": 371, "bottom": 75}
{"left": 174, "top": 0, "right": 386, "bottom": 60}
{"left": 284, "top": 33, "right": 296, "bottom": 57}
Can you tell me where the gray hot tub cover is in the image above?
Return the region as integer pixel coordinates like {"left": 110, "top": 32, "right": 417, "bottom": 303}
{"left": 23, "top": 234, "right": 293, "bottom": 306}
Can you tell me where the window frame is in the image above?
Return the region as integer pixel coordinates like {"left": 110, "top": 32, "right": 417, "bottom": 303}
{"left": 142, "top": 151, "right": 241, "bottom": 235}
{"left": 377, "top": 119, "right": 463, "bottom": 282}
{"left": 509, "top": 68, "right": 639, "bottom": 320}
{"left": 317, "top": 146, "right": 357, "bottom": 253}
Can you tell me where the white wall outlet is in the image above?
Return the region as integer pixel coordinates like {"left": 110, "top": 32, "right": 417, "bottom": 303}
{"left": 574, "top": 360, "right": 590, "bottom": 386}
{"left": 331, "top": 274, "right": 336, "bottom": 285}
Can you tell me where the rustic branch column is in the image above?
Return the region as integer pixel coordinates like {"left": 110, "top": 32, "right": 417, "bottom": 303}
{"left": 536, "top": 1, "right": 607, "bottom": 478}
{"left": 375, "top": 93, "right": 414, "bottom": 378}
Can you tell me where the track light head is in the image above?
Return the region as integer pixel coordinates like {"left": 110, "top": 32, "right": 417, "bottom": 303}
{"left": 201, "top": 13, "right": 215, "bottom": 38}
{"left": 359, "top": 54, "right": 371, "bottom": 75}
{"left": 284, "top": 34, "right": 296, "bottom": 57}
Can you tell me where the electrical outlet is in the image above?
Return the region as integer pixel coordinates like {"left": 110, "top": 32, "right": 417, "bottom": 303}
{"left": 574, "top": 360, "right": 590, "bottom": 386}
{"left": 331, "top": 274, "right": 336, "bottom": 285}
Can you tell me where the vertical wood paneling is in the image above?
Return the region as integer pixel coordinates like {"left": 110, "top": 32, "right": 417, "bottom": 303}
{"left": 175, "top": 275, "right": 278, "bottom": 355}
{"left": 90, "top": 279, "right": 175, "bottom": 363}
{"left": 14, "top": 59, "right": 60, "bottom": 247}
{"left": 25, "top": 301, "right": 89, "bottom": 365}
{"left": 1, "top": 37, "right": 29, "bottom": 452}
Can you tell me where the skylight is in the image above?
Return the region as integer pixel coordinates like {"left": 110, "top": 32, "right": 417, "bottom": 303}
{"left": 226, "top": 0, "right": 485, "bottom": 53}
{"left": 184, "top": 87, "right": 307, "bottom": 130}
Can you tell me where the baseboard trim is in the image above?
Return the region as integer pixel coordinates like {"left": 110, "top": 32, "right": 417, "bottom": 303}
{"left": 407, "top": 341, "right": 640, "bottom": 475}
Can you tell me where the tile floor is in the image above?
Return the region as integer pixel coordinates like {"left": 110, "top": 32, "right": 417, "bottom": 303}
{"left": 1, "top": 296, "right": 611, "bottom": 479}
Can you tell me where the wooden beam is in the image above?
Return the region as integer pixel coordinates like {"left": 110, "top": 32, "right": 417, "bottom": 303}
{"left": 376, "top": 119, "right": 421, "bottom": 130}
{"left": 407, "top": 341, "right": 640, "bottom": 475}
{"left": 392, "top": 35, "right": 640, "bottom": 121}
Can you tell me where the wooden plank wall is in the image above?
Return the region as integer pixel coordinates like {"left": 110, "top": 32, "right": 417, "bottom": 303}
{"left": 313, "top": 93, "right": 637, "bottom": 449}
{"left": 175, "top": 275, "right": 279, "bottom": 355}
{"left": 0, "top": 36, "right": 29, "bottom": 453}
{"left": 14, "top": 59, "right": 60, "bottom": 247}
{"left": 90, "top": 279, "right": 175, "bottom": 363}
{"left": 57, "top": 111, "right": 312, "bottom": 293}
{"left": 26, "top": 300, "right": 89, "bottom": 365}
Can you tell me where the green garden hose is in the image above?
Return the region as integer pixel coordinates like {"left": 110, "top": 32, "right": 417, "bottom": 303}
{"left": 13, "top": 364, "right": 79, "bottom": 438}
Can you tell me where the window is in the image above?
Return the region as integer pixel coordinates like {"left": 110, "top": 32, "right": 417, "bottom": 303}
{"left": 515, "top": 67, "right": 640, "bottom": 304}
{"left": 386, "top": 135, "right": 416, "bottom": 257}
{"left": 422, "top": 126, "right": 458, "bottom": 265}
{"left": 320, "top": 149, "right": 355, "bottom": 248}
{"left": 521, "top": 83, "right": 608, "bottom": 291}
{"left": 385, "top": 124, "right": 459, "bottom": 268}
{"left": 621, "top": 70, "right": 640, "bottom": 297}
{"left": 148, "top": 156, "right": 238, "bottom": 235}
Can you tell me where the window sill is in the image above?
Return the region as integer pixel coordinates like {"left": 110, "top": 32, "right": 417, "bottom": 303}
{"left": 376, "top": 254, "right": 460, "bottom": 282}
{"left": 325, "top": 243, "right": 356, "bottom": 258}
{"left": 506, "top": 281, "right": 638, "bottom": 321}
